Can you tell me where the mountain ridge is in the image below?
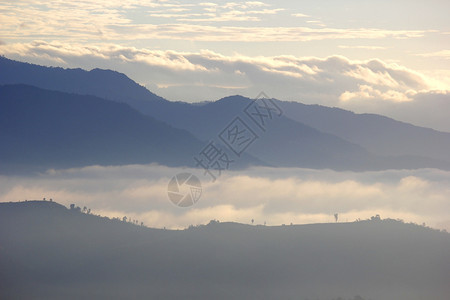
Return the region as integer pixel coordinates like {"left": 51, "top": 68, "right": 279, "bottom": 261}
{"left": 1, "top": 56, "right": 450, "bottom": 171}
{"left": 279, "top": 100, "right": 450, "bottom": 162}
{"left": 0, "top": 56, "right": 167, "bottom": 106}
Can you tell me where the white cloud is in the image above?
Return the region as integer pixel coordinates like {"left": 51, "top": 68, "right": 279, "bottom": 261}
{"left": 292, "top": 13, "right": 309, "bottom": 18}
{"left": 416, "top": 50, "right": 450, "bottom": 59}
{"left": 339, "top": 85, "right": 415, "bottom": 102}
{"left": 1, "top": 165, "right": 449, "bottom": 231}
{"left": 305, "top": 20, "right": 326, "bottom": 27}
{"left": 0, "top": 0, "right": 429, "bottom": 42}
{"left": 338, "top": 45, "right": 388, "bottom": 50}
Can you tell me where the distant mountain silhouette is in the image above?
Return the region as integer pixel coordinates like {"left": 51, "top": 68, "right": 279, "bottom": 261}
{"left": 0, "top": 56, "right": 166, "bottom": 106}
{"left": 0, "top": 84, "right": 205, "bottom": 173}
{"left": 279, "top": 101, "right": 450, "bottom": 163}
{"left": 2, "top": 56, "right": 450, "bottom": 171}
{"left": 137, "top": 95, "right": 450, "bottom": 170}
{"left": 1, "top": 200, "right": 449, "bottom": 300}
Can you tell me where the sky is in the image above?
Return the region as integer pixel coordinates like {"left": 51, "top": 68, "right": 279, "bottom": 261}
{"left": 0, "top": 0, "right": 449, "bottom": 131}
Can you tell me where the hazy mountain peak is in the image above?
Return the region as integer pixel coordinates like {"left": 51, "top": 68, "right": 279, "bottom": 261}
{"left": 0, "top": 56, "right": 166, "bottom": 104}
{"left": 215, "top": 94, "right": 250, "bottom": 103}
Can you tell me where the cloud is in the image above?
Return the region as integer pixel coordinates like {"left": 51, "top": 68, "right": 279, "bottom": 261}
{"left": 305, "top": 20, "right": 326, "bottom": 27}
{"left": 146, "top": 1, "right": 281, "bottom": 23}
{"left": 168, "top": 1, "right": 282, "bottom": 22}
{"left": 292, "top": 13, "right": 310, "bottom": 18}
{"left": 0, "top": 41, "right": 431, "bottom": 92}
{"left": 110, "top": 25, "right": 426, "bottom": 42}
{"left": 416, "top": 50, "right": 450, "bottom": 60}
{"left": 1, "top": 165, "right": 449, "bottom": 231}
{"left": 339, "top": 85, "right": 415, "bottom": 102}
{"left": 0, "top": 0, "right": 429, "bottom": 42}
{"left": 338, "top": 45, "right": 388, "bottom": 50}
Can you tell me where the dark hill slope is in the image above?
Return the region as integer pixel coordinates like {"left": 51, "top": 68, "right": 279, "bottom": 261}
{"left": 1, "top": 201, "right": 449, "bottom": 300}
{"left": 0, "top": 84, "right": 203, "bottom": 173}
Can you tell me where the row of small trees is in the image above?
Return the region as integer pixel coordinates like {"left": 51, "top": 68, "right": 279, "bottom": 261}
{"left": 69, "top": 204, "right": 90, "bottom": 214}
{"left": 70, "top": 203, "right": 145, "bottom": 227}
{"left": 121, "top": 216, "right": 144, "bottom": 227}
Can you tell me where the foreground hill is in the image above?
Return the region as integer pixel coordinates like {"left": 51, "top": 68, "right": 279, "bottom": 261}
{"left": 1, "top": 201, "right": 449, "bottom": 300}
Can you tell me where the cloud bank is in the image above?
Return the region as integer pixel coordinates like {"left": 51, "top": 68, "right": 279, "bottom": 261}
{"left": 1, "top": 165, "right": 449, "bottom": 231}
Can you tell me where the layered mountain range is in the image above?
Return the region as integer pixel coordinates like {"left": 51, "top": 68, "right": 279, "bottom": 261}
{"left": 1, "top": 56, "right": 449, "bottom": 173}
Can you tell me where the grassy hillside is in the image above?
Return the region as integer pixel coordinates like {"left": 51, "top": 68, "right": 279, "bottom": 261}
{"left": 0, "top": 201, "right": 450, "bottom": 300}
{"left": 0, "top": 201, "right": 449, "bottom": 300}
